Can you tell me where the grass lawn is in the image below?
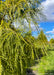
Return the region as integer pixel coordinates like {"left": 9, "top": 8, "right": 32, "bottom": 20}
{"left": 31, "top": 51, "right": 54, "bottom": 75}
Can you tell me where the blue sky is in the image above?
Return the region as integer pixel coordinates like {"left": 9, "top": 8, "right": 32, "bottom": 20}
{"left": 32, "top": 0, "right": 54, "bottom": 41}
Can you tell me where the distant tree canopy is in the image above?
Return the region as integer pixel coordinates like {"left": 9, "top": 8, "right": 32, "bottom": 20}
{"left": 38, "top": 30, "right": 48, "bottom": 43}
{"left": 50, "top": 38, "right": 54, "bottom": 43}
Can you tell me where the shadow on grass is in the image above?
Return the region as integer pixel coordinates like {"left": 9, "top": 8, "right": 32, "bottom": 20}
{"left": 26, "top": 69, "right": 35, "bottom": 75}
{"left": 45, "top": 70, "right": 54, "bottom": 75}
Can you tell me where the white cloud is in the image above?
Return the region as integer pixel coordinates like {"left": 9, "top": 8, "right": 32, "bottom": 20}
{"left": 41, "top": 0, "right": 54, "bottom": 21}
{"left": 31, "top": 22, "right": 43, "bottom": 31}
{"left": 46, "top": 29, "right": 54, "bottom": 34}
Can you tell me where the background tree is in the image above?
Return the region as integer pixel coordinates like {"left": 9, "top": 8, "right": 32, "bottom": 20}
{"left": 50, "top": 38, "right": 54, "bottom": 44}
{"left": 38, "top": 30, "right": 48, "bottom": 43}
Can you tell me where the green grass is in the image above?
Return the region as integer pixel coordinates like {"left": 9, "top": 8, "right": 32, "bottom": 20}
{"left": 37, "top": 51, "right": 54, "bottom": 75}
{"left": 31, "top": 51, "right": 54, "bottom": 75}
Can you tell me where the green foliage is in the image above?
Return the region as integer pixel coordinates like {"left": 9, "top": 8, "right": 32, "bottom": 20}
{"left": 0, "top": 0, "right": 41, "bottom": 31}
{"left": 38, "top": 30, "right": 48, "bottom": 43}
{"left": 50, "top": 38, "right": 54, "bottom": 44}
{"left": 0, "top": 0, "right": 48, "bottom": 75}
{"left": 0, "top": 29, "right": 48, "bottom": 75}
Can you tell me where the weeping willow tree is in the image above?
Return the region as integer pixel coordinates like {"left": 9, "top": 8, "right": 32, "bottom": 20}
{"left": 0, "top": 0, "right": 47, "bottom": 75}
